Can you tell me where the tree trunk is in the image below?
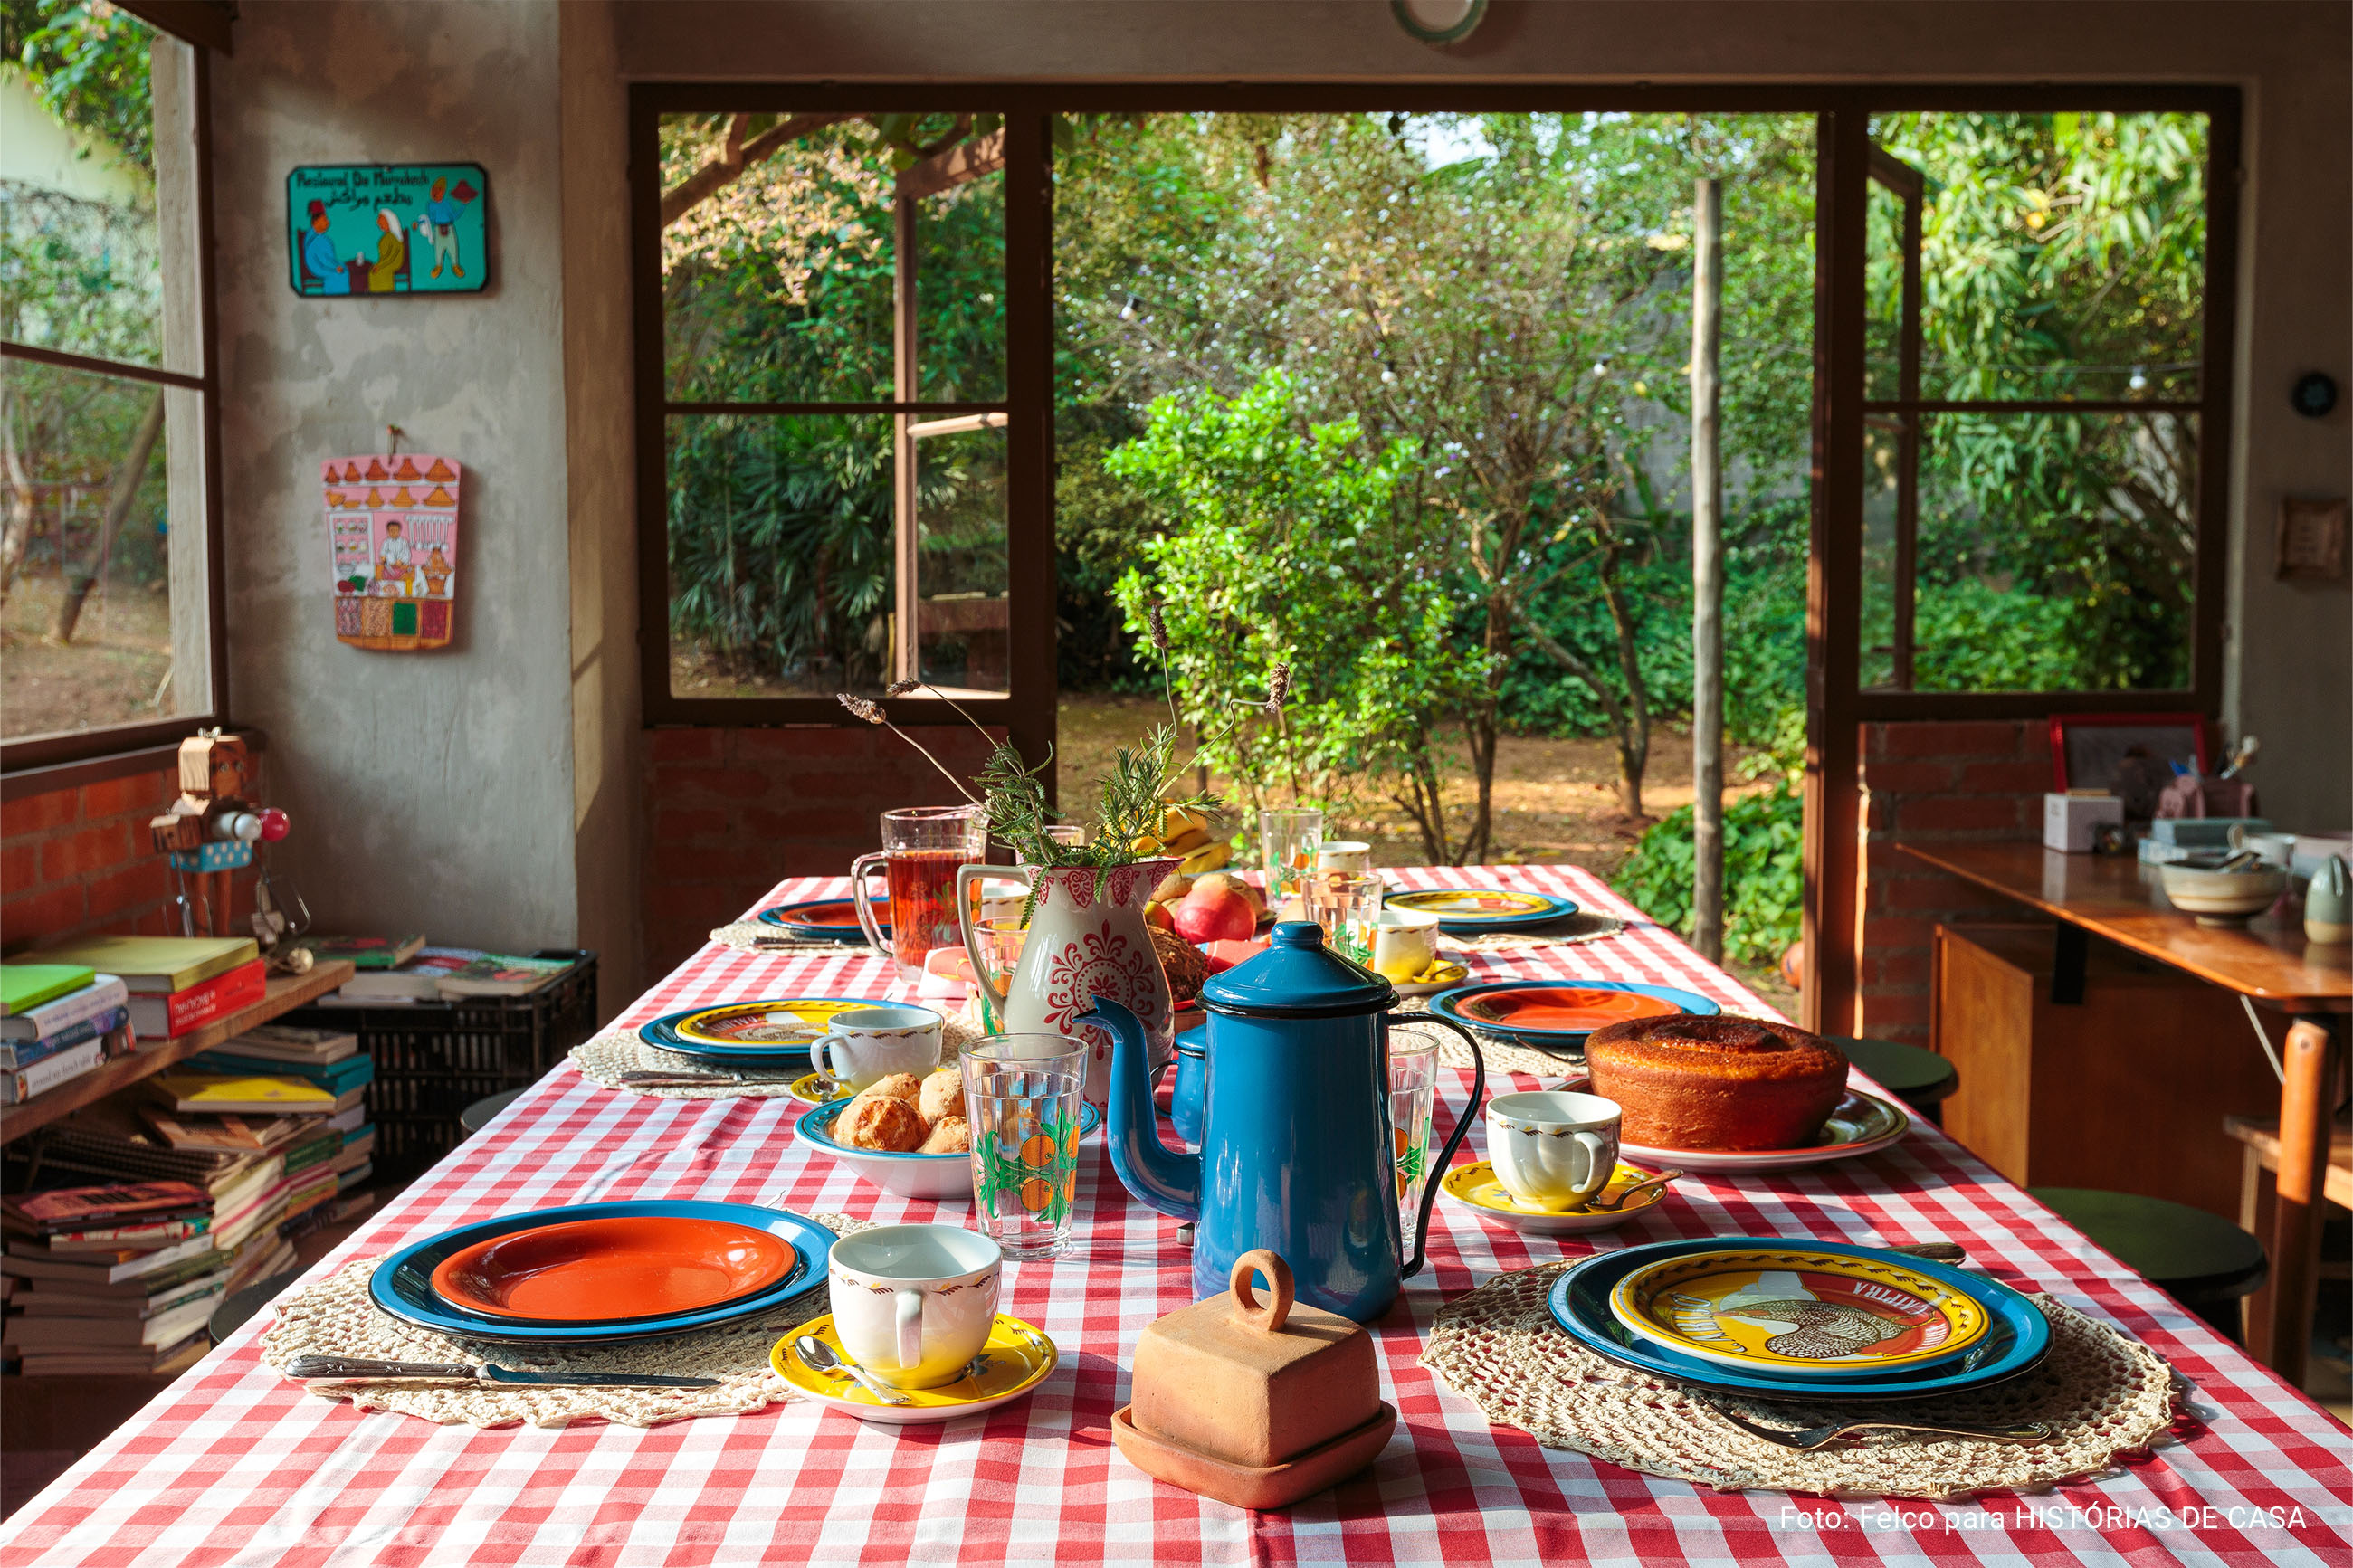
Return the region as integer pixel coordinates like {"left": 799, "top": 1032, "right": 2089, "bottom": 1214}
{"left": 0, "top": 388, "right": 35, "bottom": 602}
{"left": 1689, "top": 176, "right": 1726, "bottom": 960}
{"left": 52, "top": 388, "right": 166, "bottom": 645}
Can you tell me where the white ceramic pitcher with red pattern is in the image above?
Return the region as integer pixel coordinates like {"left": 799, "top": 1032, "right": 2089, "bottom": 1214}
{"left": 957, "top": 859, "right": 1177, "bottom": 1109}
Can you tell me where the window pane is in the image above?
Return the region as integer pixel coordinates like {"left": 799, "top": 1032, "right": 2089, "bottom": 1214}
{"left": 1863, "top": 179, "right": 1907, "bottom": 404}
{"left": 0, "top": 10, "right": 200, "bottom": 375}
{"left": 3, "top": 364, "right": 208, "bottom": 739}
{"left": 1910, "top": 409, "right": 2196, "bottom": 691}
{"left": 661, "top": 113, "right": 1005, "bottom": 404}
{"left": 910, "top": 416, "right": 1008, "bottom": 694}
{"left": 664, "top": 412, "right": 894, "bottom": 698}
{"left": 1867, "top": 112, "right": 2205, "bottom": 403}
{"left": 1860, "top": 416, "right": 1903, "bottom": 691}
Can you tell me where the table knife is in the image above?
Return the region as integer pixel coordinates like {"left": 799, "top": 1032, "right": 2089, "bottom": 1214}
{"left": 288, "top": 1354, "right": 719, "bottom": 1388}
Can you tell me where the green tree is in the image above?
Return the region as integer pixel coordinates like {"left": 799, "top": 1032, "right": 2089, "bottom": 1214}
{"left": 1105, "top": 371, "right": 1486, "bottom": 848}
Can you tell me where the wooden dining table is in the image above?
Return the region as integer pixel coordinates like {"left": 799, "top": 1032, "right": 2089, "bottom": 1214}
{"left": 1896, "top": 841, "right": 2349, "bottom": 1384}
{"left": 4, "top": 863, "right": 2347, "bottom": 1566}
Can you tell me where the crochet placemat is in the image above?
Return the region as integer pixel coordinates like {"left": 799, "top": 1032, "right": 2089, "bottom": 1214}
{"left": 571, "top": 1015, "right": 986, "bottom": 1100}
{"left": 709, "top": 922, "right": 879, "bottom": 955}
{"left": 1438, "top": 911, "right": 1628, "bottom": 954}
{"left": 259, "top": 1215, "right": 874, "bottom": 1429}
{"left": 1389, "top": 1009, "right": 1581, "bottom": 1079}
{"left": 1419, "top": 1263, "right": 2190, "bottom": 1500}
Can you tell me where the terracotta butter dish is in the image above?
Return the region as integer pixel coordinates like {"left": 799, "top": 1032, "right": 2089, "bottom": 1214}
{"left": 1113, "top": 1250, "right": 1396, "bottom": 1509}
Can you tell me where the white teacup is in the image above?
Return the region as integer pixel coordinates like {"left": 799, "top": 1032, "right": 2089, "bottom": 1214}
{"left": 828, "top": 1223, "right": 1002, "bottom": 1389}
{"left": 1485, "top": 1090, "right": 1622, "bottom": 1212}
{"left": 820, "top": 1004, "right": 942, "bottom": 1091}
{"left": 1316, "top": 841, "right": 1374, "bottom": 873}
{"left": 1370, "top": 908, "right": 1441, "bottom": 982}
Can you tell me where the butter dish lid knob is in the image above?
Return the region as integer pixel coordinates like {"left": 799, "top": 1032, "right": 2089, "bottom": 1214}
{"left": 1229, "top": 1250, "right": 1294, "bottom": 1333}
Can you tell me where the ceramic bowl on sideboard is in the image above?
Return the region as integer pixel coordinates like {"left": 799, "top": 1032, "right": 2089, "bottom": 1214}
{"left": 2158, "top": 861, "right": 2289, "bottom": 927}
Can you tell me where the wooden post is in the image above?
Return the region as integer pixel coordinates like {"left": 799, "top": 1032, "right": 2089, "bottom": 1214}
{"left": 1690, "top": 176, "right": 1725, "bottom": 965}
{"left": 2259, "top": 1018, "right": 2341, "bottom": 1383}
{"left": 892, "top": 192, "right": 920, "bottom": 686}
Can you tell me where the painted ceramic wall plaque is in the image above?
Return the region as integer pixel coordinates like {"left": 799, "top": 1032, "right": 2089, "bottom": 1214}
{"left": 324, "top": 454, "right": 460, "bottom": 651}
{"left": 287, "top": 163, "right": 490, "bottom": 296}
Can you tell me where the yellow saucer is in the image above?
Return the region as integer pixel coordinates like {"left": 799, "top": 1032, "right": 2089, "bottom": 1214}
{"left": 772, "top": 1313, "right": 1058, "bottom": 1424}
{"left": 786, "top": 1070, "right": 842, "bottom": 1106}
{"left": 1437, "top": 1160, "right": 1670, "bottom": 1234}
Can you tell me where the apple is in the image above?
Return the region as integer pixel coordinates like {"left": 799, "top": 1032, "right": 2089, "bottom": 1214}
{"left": 1144, "top": 900, "right": 1176, "bottom": 932}
{"left": 1174, "top": 880, "right": 1255, "bottom": 945}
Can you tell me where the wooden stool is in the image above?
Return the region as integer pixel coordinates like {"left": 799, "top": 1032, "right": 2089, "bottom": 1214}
{"left": 2032, "top": 1186, "right": 2269, "bottom": 1340}
{"left": 1825, "top": 1036, "right": 1959, "bottom": 1123}
{"left": 2223, "top": 1113, "right": 2350, "bottom": 1355}
{"left": 460, "top": 1088, "right": 529, "bottom": 1136}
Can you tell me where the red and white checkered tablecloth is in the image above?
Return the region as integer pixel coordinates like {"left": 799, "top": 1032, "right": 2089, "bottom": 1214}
{"left": 5, "top": 866, "right": 2347, "bottom": 1566}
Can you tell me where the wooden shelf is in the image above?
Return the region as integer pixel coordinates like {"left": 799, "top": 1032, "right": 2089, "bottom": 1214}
{"left": 0, "top": 961, "right": 355, "bottom": 1145}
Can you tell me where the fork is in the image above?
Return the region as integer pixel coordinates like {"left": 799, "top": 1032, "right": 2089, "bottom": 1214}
{"left": 1699, "top": 1394, "right": 2050, "bottom": 1449}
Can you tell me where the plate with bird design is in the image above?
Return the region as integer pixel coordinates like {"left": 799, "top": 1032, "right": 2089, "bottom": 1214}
{"left": 1607, "top": 1245, "right": 1994, "bottom": 1375}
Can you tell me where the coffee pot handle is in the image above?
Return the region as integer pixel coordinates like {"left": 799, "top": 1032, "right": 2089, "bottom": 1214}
{"left": 849, "top": 852, "right": 890, "bottom": 955}
{"left": 957, "top": 863, "right": 1031, "bottom": 1011}
{"left": 1398, "top": 1015, "right": 1486, "bottom": 1281}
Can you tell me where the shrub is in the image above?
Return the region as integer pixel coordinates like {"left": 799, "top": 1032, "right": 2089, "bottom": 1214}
{"left": 1615, "top": 781, "right": 1804, "bottom": 970}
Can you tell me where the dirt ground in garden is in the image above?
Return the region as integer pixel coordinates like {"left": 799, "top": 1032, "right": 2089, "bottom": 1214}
{"left": 1056, "top": 692, "right": 1798, "bottom": 1009}
{"left": 0, "top": 574, "right": 176, "bottom": 739}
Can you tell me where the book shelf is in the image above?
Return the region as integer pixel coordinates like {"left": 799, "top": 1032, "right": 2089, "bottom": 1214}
{"left": 0, "top": 962, "right": 355, "bottom": 1145}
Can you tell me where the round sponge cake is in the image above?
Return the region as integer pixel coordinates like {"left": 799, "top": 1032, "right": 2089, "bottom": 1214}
{"left": 1585, "top": 1014, "right": 1847, "bottom": 1151}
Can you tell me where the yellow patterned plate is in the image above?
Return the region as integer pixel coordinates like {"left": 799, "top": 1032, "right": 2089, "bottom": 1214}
{"left": 1608, "top": 1247, "right": 1990, "bottom": 1375}
{"left": 653, "top": 997, "right": 889, "bottom": 1055}
{"left": 1437, "top": 1159, "right": 1671, "bottom": 1235}
{"left": 772, "top": 1312, "right": 1058, "bottom": 1425}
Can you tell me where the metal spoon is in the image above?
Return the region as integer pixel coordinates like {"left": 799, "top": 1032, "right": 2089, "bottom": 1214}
{"left": 1592, "top": 1168, "right": 1681, "bottom": 1212}
{"left": 616, "top": 1068, "right": 805, "bottom": 1088}
{"left": 794, "top": 1335, "right": 908, "bottom": 1405}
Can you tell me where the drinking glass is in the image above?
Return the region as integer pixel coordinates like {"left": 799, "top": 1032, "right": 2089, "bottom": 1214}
{"left": 1259, "top": 807, "right": 1325, "bottom": 909}
{"left": 1304, "top": 871, "right": 1384, "bottom": 964}
{"left": 968, "top": 917, "right": 1027, "bottom": 1033}
{"left": 1387, "top": 1023, "right": 1442, "bottom": 1249}
{"left": 1016, "top": 822, "right": 1087, "bottom": 867}
{"left": 851, "top": 805, "right": 988, "bottom": 979}
{"left": 960, "top": 1034, "right": 1088, "bottom": 1259}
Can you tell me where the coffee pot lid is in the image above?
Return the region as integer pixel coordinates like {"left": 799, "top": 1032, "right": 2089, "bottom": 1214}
{"left": 1198, "top": 921, "right": 1396, "bottom": 1019}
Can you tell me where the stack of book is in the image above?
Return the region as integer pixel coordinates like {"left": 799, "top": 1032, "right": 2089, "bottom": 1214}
{"left": 0, "top": 965, "right": 136, "bottom": 1107}
{"left": 1, "top": 1025, "right": 378, "bottom": 1373}
{"left": 332, "top": 946, "right": 576, "bottom": 1003}
{"left": 35, "top": 936, "right": 267, "bottom": 1043}
{"left": 0, "top": 1177, "right": 273, "bottom": 1376}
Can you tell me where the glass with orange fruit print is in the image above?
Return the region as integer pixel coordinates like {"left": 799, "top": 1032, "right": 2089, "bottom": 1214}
{"left": 959, "top": 1034, "right": 1088, "bottom": 1259}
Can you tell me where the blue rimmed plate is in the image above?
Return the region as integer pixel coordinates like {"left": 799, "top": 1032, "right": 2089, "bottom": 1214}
{"left": 370, "top": 1200, "right": 833, "bottom": 1345}
{"left": 640, "top": 997, "right": 900, "bottom": 1069}
{"left": 1431, "top": 979, "right": 1720, "bottom": 1056}
{"left": 1546, "top": 1237, "right": 2051, "bottom": 1402}
{"left": 756, "top": 898, "right": 887, "bottom": 944}
{"left": 1385, "top": 887, "right": 1581, "bottom": 934}
{"left": 795, "top": 1096, "right": 1100, "bottom": 1202}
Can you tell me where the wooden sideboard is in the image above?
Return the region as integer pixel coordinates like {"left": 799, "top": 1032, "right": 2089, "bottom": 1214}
{"left": 1932, "top": 924, "right": 2285, "bottom": 1221}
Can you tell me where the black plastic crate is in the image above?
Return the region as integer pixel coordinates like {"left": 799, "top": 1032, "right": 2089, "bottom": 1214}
{"left": 281, "top": 950, "right": 597, "bottom": 1186}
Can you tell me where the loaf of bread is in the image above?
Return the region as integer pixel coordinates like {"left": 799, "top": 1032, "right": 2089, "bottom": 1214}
{"left": 1584, "top": 1014, "right": 1847, "bottom": 1152}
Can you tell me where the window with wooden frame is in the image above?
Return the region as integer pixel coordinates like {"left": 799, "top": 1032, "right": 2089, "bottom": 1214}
{"left": 1842, "top": 99, "right": 2234, "bottom": 713}
{"left": 633, "top": 98, "right": 1052, "bottom": 763}
{"left": 1, "top": 0, "right": 226, "bottom": 773}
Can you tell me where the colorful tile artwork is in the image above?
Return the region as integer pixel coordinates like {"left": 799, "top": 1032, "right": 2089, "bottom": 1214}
{"left": 323, "top": 452, "right": 461, "bottom": 651}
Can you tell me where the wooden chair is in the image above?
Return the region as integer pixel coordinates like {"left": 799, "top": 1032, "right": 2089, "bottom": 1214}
{"left": 2224, "top": 1107, "right": 2350, "bottom": 1352}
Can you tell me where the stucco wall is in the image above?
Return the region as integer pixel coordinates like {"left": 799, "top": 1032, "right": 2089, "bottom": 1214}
{"left": 213, "top": 0, "right": 582, "bottom": 954}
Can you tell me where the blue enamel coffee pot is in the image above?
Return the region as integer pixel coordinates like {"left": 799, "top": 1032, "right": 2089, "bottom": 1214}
{"left": 1083, "top": 922, "right": 1486, "bottom": 1323}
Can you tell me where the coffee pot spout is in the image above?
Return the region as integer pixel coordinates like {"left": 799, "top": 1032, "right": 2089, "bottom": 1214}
{"left": 1081, "top": 995, "right": 1201, "bottom": 1221}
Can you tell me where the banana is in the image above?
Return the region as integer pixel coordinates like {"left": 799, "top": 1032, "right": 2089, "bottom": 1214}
{"left": 1178, "top": 840, "right": 1233, "bottom": 875}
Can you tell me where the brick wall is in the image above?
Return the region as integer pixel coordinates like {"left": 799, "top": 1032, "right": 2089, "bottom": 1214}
{"left": 1, "top": 757, "right": 266, "bottom": 954}
{"left": 1856, "top": 719, "right": 2053, "bottom": 1043}
{"left": 640, "top": 725, "right": 1005, "bottom": 979}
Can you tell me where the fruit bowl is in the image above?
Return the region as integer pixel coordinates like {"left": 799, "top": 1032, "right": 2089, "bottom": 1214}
{"left": 2158, "top": 860, "right": 2288, "bottom": 926}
